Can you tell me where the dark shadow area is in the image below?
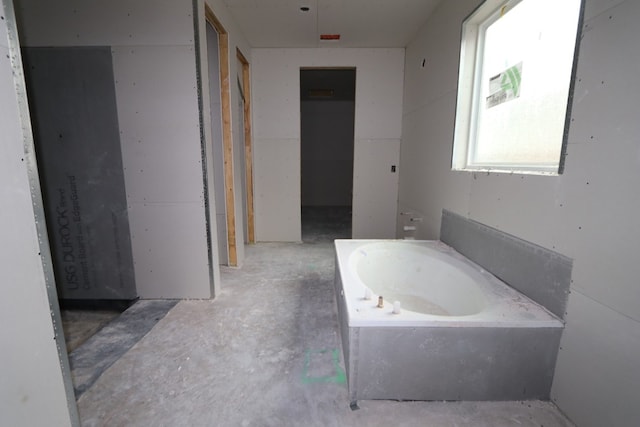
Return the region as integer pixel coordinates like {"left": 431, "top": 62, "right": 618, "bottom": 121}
{"left": 302, "top": 206, "right": 352, "bottom": 243}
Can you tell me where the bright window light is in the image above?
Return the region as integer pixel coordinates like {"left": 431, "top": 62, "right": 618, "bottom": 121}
{"left": 452, "top": 0, "right": 583, "bottom": 174}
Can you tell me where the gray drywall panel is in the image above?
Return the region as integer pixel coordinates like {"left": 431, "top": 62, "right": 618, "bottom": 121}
{"left": 352, "top": 139, "right": 400, "bottom": 239}
{"left": 111, "top": 45, "right": 211, "bottom": 298}
{"left": 112, "top": 46, "right": 204, "bottom": 203}
{"left": 398, "top": 93, "right": 471, "bottom": 239}
{"left": 0, "top": 1, "right": 77, "bottom": 423}
{"left": 551, "top": 290, "right": 640, "bottom": 427}
{"left": 14, "top": 0, "right": 194, "bottom": 47}
{"left": 441, "top": 210, "right": 572, "bottom": 319}
{"left": 125, "top": 203, "right": 210, "bottom": 299}
{"left": 23, "top": 47, "right": 136, "bottom": 300}
{"left": 397, "top": 0, "right": 476, "bottom": 240}
{"left": 253, "top": 138, "right": 302, "bottom": 242}
{"left": 584, "top": 0, "right": 626, "bottom": 19}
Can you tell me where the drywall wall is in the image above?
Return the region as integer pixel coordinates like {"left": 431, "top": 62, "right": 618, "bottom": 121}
{"left": 14, "top": 0, "right": 243, "bottom": 296}
{"left": 398, "top": 0, "right": 640, "bottom": 426}
{"left": 0, "top": 0, "right": 77, "bottom": 423}
{"left": 252, "top": 48, "right": 404, "bottom": 241}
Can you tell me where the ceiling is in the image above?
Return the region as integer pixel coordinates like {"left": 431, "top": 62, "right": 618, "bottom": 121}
{"left": 220, "top": 0, "right": 444, "bottom": 48}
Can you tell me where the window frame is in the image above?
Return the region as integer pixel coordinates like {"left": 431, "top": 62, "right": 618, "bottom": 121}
{"left": 452, "top": 0, "right": 584, "bottom": 175}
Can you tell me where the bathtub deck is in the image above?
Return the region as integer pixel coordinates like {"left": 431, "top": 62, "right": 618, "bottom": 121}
{"left": 74, "top": 211, "right": 574, "bottom": 426}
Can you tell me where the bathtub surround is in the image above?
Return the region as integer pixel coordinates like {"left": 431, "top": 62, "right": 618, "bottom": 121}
{"left": 334, "top": 240, "right": 563, "bottom": 402}
{"left": 440, "top": 210, "right": 572, "bottom": 319}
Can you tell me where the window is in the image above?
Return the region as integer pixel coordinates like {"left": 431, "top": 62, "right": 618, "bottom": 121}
{"left": 452, "top": 0, "right": 583, "bottom": 174}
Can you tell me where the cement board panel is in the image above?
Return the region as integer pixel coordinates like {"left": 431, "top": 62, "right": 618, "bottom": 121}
{"left": 23, "top": 47, "right": 136, "bottom": 300}
{"left": 441, "top": 210, "right": 572, "bottom": 319}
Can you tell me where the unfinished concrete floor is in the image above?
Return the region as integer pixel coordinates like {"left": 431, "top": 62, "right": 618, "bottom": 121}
{"left": 61, "top": 309, "right": 121, "bottom": 353}
{"left": 75, "top": 208, "right": 574, "bottom": 426}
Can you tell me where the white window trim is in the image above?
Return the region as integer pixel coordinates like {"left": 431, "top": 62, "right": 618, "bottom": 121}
{"left": 452, "top": 0, "right": 583, "bottom": 176}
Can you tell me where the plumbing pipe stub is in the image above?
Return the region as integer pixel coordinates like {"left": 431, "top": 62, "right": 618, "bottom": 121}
{"left": 393, "top": 301, "right": 402, "bottom": 314}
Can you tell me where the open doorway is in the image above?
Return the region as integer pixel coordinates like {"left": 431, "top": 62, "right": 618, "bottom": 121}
{"left": 300, "top": 68, "right": 355, "bottom": 242}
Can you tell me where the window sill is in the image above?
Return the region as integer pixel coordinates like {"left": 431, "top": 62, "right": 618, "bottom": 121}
{"left": 452, "top": 166, "right": 560, "bottom": 176}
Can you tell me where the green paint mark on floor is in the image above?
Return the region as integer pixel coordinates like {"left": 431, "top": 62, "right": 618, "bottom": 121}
{"left": 302, "top": 349, "right": 346, "bottom": 384}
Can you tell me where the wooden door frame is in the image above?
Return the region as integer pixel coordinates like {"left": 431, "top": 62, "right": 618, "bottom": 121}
{"left": 236, "top": 48, "right": 255, "bottom": 244}
{"left": 205, "top": 6, "right": 237, "bottom": 266}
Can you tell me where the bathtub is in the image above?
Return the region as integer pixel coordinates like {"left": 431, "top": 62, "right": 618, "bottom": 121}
{"left": 334, "top": 239, "right": 564, "bottom": 403}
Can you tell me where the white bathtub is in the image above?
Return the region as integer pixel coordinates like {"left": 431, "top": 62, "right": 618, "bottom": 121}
{"left": 336, "top": 239, "right": 562, "bottom": 328}
{"left": 334, "top": 239, "right": 564, "bottom": 402}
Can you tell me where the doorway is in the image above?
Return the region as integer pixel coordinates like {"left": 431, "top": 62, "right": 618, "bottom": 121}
{"left": 236, "top": 48, "right": 255, "bottom": 244}
{"left": 205, "top": 6, "right": 251, "bottom": 266}
{"left": 300, "top": 68, "right": 356, "bottom": 242}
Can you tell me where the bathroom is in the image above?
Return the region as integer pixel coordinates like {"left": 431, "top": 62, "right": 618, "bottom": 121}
{"left": 2, "top": 0, "right": 639, "bottom": 426}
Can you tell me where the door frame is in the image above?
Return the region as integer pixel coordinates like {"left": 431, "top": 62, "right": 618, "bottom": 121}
{"left": 236, "top": 48, "right": 255, "bottom": 244}
{"left": 205, "top": 6, "right": 238, "bottom": 265}
{"left": 299, "top": 67, "right": 356, "bottom": 236}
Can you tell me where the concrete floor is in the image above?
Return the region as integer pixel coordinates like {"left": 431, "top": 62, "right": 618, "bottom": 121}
{"left": 61, "top": 309, "right": 121, "bottom": 353}
{"left": 74, "top": 208, "right": 574, "bottom": 426}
